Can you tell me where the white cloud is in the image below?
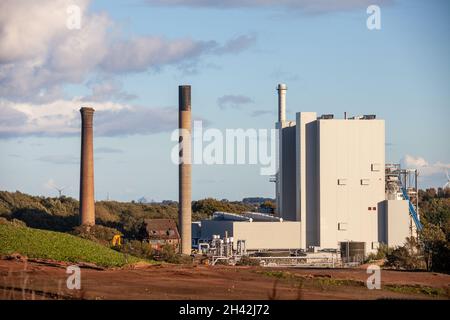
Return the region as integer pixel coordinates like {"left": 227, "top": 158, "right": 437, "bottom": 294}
{"left": 217, "top": 95, "right": 254, "bottom": 109}
{"left": 0, "top": 0, "right": 110, "bottom": 100}
{"left": 402, "top": 155, "right": 429, "bottom": 169}
{"left": 250, "top": 110, "right": 274, "bottom": 117}
{"left": 0, "top": 0, "right": 86, "bottom": 63}
{"left": 94, "top": 105, "right": 178, "bottom": 136}
{"left": 0, "top": 1, "right": 233, "bottom": 138}
{"left": 0, "top": 99, "right": 178, "bottom": 137}
{"left": 0, "top": 0, "right": 255, "bottom": 103}
{"left": 82, "top": 77, "right": 137, "bottom": 102}
{"left": 212, "top": 34, "right": 257, "bottom": 55}
{"left": 44, "top": 178, "right": 57, "bottom": 189}
{"left": 401, "top": 154, "right": 450, "bottom": 177}
{"left": 100, "top": 36, "right": 216, "bottom": 73}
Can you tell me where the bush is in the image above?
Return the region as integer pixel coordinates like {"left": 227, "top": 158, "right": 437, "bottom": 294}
{"left": 365, "top": 244, "right": 392, "bottom": 262}
{"left": 71, "top": 225, "right": 122, "bottom": 245}
{"left": 421, "top": 223, "right": 449, "bottom": 273}
{"left": 116, "top": 241, "right": 191, "bottom": 264}
{"left": 191, "top": 198, "right": 253, "bottom": 219}
{"left": 154, "top": 244, "right": 192, "bottom": 264}
{"left": 428, "top": 242, "right": 450, "bottom": 273}
{"left": 385, "top": 237, "right": 426, "bottom": 270}
{"left": 119, "top": 240, "right": 155, "bottom": 259}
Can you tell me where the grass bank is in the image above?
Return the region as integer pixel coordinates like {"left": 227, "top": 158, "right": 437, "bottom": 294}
{"left": 0, "top": 223, "right": 141, "bottom": 267}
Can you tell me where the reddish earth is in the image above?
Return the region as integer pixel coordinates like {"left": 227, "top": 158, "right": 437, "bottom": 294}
{"left": 0, "top": 259, "right": 449, "bottom": 300}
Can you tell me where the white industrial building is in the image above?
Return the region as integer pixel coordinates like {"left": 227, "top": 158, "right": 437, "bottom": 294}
{"left": 276, "top": 84, "right": 417, "bottom": 254}
{"left": 193, "top": 212, "right": 301, "bottom": 251}
{"left": 192, "top": 84, "right": 420, "bottom": 258}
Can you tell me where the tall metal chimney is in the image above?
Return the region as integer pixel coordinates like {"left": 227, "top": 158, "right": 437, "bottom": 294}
{"left": 178, "top": 85, "right": 192, "bottom": 255}
{"left": 277, "top": 83, "right": 287, "bottom": 123}
{"left": 275, "top": 84, "right": 287, "bottom": 217}
{"left": 79, "top": 107, "right": 95, "bottom": 226}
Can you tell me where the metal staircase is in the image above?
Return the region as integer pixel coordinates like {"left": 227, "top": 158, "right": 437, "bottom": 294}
{"left": 400, "top": 185, "right": 423, "bottom": 231}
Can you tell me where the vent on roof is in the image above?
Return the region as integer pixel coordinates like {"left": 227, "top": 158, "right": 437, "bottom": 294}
{"left": 318, "top": 114, "right": 334, "bottom": 120}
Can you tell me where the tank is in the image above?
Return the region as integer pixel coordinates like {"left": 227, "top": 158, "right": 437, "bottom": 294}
{"left": 340, "top": 242, "right": 365, "bottom": 263}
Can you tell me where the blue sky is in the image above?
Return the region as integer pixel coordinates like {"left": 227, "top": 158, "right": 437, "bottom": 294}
{"left": 0, "top": 0, "right": 449, "bottom": 201}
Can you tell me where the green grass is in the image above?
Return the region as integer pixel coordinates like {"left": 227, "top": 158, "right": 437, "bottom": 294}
{"left": 258, "top": 270, "right": 363, "bottom": 287}
{"left": 260, "top": 271, "right": 291, "bottom": 279}
{"left": 385, "top": 284, "right": 448, "bottom": 297}
{"left": 314, "top": 277, "right": 365, "bottom": 288}
{"left": 256, "top": 270, "right": 448, "bottom": 297}
{"left": 0, "top": 224, "right": 141, "bottom": 267}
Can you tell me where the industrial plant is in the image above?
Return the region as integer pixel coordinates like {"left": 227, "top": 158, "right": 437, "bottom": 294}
{"left": 188, "top": 84, "right": 423, "bottom": 266}
{"left": 2, "top": 0, "right": 449, "bottom": 304}
{"left": 75, "top": 84, "right": 423, "bottom": 267}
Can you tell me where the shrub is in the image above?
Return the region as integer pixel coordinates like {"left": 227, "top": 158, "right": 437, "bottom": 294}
{"left": 154, "top": 244, "right": 192, "bottom": 264}
{"left": 191, "top": 198, "right": 253, "bottom": 218}
{"left": 385, "top": 237, "right": 426, "bottom": 270}
{"left": 116, "top": 241, "right": 191, "bottom": 264}
{"left": 365, "top": 243, "right": 392, "bottom": 262}
{"left": 119, "top": 240, "right": 155, "bottom": 259}
{"left": 72, "top": 225, "right": 122, "bottom": 245}
{"left": 421, "top": 223, "right": 449, "bottom": 273}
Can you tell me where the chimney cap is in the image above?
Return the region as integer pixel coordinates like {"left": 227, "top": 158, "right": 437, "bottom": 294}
{"left": 80, "top": 107, "right": 95, "bottom": 113}
{"left": 277, "top": 83, "right": 287, "bottom": 90}
{"left": 179, "top": 85, "right": 191, "bottom": 111}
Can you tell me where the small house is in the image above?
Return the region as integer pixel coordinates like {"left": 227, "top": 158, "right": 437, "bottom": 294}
{"left": 140, "top": 219, "right": 180, "bottom": 250}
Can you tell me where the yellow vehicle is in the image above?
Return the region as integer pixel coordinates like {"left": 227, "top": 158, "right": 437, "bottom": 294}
{"left": 112, "top": 234, "right": 122, "bottom": 247}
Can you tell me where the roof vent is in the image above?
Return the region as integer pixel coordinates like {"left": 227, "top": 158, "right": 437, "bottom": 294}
{"left": 318, "top": 114, "right": 334, "bottom": 120}
{"left": 362, "top": 115, "right": 376, "bottom": 120}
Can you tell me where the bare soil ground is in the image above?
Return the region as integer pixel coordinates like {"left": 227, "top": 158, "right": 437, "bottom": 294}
{"left": 0, "top": 259, "right": 449, "bottom": 300}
